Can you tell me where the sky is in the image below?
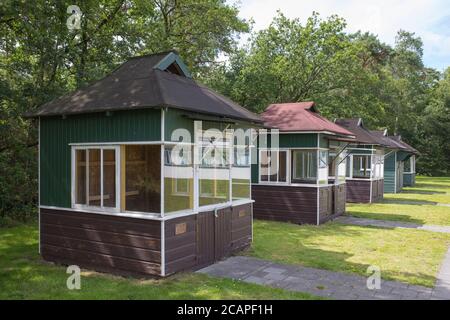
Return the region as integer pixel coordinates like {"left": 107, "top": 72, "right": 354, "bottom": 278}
{"left": 232, "top": 0, "right": 450, "bottom": 71}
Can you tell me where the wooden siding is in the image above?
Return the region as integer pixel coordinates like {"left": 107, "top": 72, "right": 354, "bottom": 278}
{"left": 346, "top": 179, "right": 372, "bottom": 203}
{"left": 318, "top": 185, "right": 346, "bottom": 224}
{"left": 164, "top": 215, "right": 197, "bottom": 275}
{"left": 231, "top": 204, "right": 252, "bottom": 253}
{"left": 384, "top": 152, "right": 397, "bottom": 193}
{"left": 40, "top": 109, "right": 161, "bottom": 207}
{"left": 164, "top": 203, "right": 252, "bottom": 275}
{"left": 252, "top": 185, "right": 318, "bottom": 224}
{"left": 40, "top": 208, "right": 161, "bottom": 276}
{"left": 279, "top": 133, "right": 318, "bottom": 148}
{"left": 371, "top": 179, "right": 384, "bottom": 202}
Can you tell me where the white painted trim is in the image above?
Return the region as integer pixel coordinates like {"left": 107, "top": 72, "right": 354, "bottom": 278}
{"left": 71, "top": 146, "right": 121, "bottom": 212}
{"left": 39, "top": 198, "right": 256, "bottom": 222}
{"left": 253, "top": 182, "right": 334, "bottom": 188}
{"left": 161, "top": 220, "right": 165, "bottom": 277}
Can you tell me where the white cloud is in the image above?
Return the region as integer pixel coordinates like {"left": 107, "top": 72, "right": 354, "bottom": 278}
{"left": 232, "top": 0, "right": 450, "bottom": 70}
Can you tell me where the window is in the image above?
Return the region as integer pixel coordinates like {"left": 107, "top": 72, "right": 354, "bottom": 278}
{"left": 164, "top": 145, "right": 194, "bottom": 213}
{"left": 291, "top": 150, "right": 317, "bottom": 184}
{"left": 125, "top": 145, "right": 161, "bottom": 213}
{"left": 404, "top": 157, "right": 411, "bottom": 173}
{"left": 259, "top": 150, "right": 287, "bottom": 183}
{"left": 328, "top": 152, "right": 336, "bottom": 177}
{"left": 74, "top": 147, "right": 118, "bottom": 210}
{"left": 352, "top": 155, "right": 371, "bottom": 178}
{"left": 198, "top": 130, "right": 230, "bottom": 206}
{"left": 232, "top": 138, "right": 251, "bottom": 200}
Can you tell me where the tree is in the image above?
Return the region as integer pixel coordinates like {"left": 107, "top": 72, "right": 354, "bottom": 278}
{"left": 0, "top": 0, "right": 249, "bottom": 222}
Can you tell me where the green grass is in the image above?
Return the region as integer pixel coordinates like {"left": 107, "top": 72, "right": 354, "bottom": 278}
{"left": 347, "top": 176, "right": 450, "bottom": 225}
{"left": 246, "top": 220, "right": 450, "bottom": 287}
{"left": 0, "top": 223, "right": 316, "bottom": 300}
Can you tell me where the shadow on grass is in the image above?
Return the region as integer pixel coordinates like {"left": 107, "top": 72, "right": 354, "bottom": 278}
{"left": 346, "top": 211, "right": 426, "bottom": 225}
{"left": 251, "top": 220, "right": 438, "bottom": 287}
{"left": 415, "top": 183, "right": 450, "bottom": 190}
{"left": 402, "top": 189, "right": 446, "bottom": 195}
{"left": 381, "top": 198, "right": 438, "bottom": 206}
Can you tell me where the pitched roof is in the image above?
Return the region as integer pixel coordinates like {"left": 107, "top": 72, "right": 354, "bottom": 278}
{"left": 389, "top": 135, "right": 419, "bottom": 154}
{"left": 335, "top": 118, "right": 388, "bottom": 146}
{"left": 26, "top": 51, "right": 262, "bottom": 124}
{"left": 261, "top": 102, "right": 355, "bottom": 137}
{"left": 370, "top": 130, "right": 404, "bottom": 149}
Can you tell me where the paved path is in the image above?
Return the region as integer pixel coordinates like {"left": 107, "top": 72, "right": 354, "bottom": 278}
{"left": 335, "top": 216, "right": 450, "bottom": 234}
{"left": 198, "top": 256, "right": 450, "bottom": 300}
{"left": 433, "top": 247, "right": 450, "bottom": 299}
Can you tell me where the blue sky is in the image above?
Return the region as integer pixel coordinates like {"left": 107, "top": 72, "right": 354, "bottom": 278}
{"left": 232, "top": 0, "right": 450, "bottom": 71}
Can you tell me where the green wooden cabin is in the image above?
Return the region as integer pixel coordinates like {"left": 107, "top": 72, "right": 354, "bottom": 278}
{"left": 251, "top": 102, "right": 356, "bottom": 225}
{"left": 27, "top": 51, "right": 262, "bottom": 277}
{"left": 383, "top": 134, "right": 419, "bottom": 192}
{"left": 335, "top": 119, "right": 387, "bottom": 203}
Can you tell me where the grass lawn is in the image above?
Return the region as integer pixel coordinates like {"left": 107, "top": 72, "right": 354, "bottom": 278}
{"left": 347, "top": 176, "right": 450, "bottom": 225}
{"left": 0, "top": 223, "right": 316, "bottom": 300}
{"left": 246, "top": 220, "right": 450, "bottom": 287}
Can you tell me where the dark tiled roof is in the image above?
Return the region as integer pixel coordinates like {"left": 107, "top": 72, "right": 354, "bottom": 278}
{"left": 335, "top": 118, "right": 388, "bottom": 146}
{"left": 389, "top": 135, "right": 420, "bottom": 154}
{"left": 261, "top": 102, "right": 355, "bottom": 137}
{"left": 26, "top": 52, "right": 262, "bottom": 124}
{"left": 370, "top": 130, "right": 404, "bottom": 149}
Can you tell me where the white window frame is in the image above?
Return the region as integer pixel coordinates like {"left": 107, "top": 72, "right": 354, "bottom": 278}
{"left": 71, "top": 145, "right": 121, "bottom": 213}
{"left": 291, "top": 148, "right": 318, "bottom": 184}
{"left": 258, "top": 148, "right": 290, "bottom": 184}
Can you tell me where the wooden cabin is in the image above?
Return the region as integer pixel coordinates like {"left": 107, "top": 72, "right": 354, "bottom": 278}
{"left": 383, "top": 135, "right": 419, "bottom": 192}
{"left": 26, "top": 51, "right": 262, "bottom": 277}
{"left": 335, "top": 119, "right": 387, "bottom": 203}
{"left": 251, "top": 102, "right": 356, "bottom": 225}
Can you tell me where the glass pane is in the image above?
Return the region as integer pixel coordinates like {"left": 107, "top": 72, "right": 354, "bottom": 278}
{"left": 88, "top": 149, "right": 101, "bottom": 206}
{"left": 260, "top": 151, "right": 268, "bottom": 181}
{"left": 278, "top": 151, "right": 287, "bottom": 182}
{"left": 125, "top": 145, "right": 161, "bottom": 213}
{"left": 269, "top": 151, "right": 278, "bottom": 182}
{"left": 199, "top": 136, "right": 230, "bottom": 206}
{"left": 103, "top": 149, "right": 116, "bottom": 208}
{"left": 164, "top": 146, "right": 194, "bottom": 213}
{"left": 404, "top": 157, "right": 411, "bottom": 172}
{"left": 328, "top": 152, "right": 336, "bottom": 177}
{"left": 291, "top": 150, "right": 317, "bottom": 183}
{"left": 353, "top": 155, "right": 371, "bottom": 178}
{"left": 232, "top": 145, "right": 251, "bottom": 200}
{"left": 75, "top": 150, "right": 86, "bottom": 204}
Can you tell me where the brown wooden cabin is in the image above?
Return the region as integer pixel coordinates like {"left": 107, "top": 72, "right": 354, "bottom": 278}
{"left": 26, "top": 51, "right": 263, "bottom": 277}
{"left": 251, "top": 102, "right": 356, "bottom": 225}
{"left": 335, "top": 119, "right": 388, "bottom": 203}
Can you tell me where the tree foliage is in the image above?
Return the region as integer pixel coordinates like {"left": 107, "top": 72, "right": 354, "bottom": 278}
{"left": 0, "top": 0, "right": 249, "bottom": 221}
{"left": 203, "top": 12, "right": 448, "bottom": 176}
{"left": 0, "top": 5, "right": 448, "bottom": 222}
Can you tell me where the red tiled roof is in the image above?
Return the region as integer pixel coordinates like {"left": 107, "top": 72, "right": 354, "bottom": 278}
{"left": 261, "top": 102, "right": 355, "bottom": 137}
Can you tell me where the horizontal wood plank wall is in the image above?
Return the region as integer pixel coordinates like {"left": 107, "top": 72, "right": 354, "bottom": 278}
{"left": 334, "top": 184, "right": 346, "bottom": 215}
{"left": 164, "top": 204, "right": 253, "bottom": 275}
{"left": 231, "top": 203, "right": 252, "bottom": 253}
{"left": 164, "top": 215, "right": 197, "bottom": 275}
{"left": 40, "top": 208, "right": 161, "bottom": 276}
{"left": 346, "top": 180, "right": 371, "bottom": 203}
{"left": 371, "top": 179, "right": 384, "bottom": 202}
{"left": 252, "top": 185, "right": 318, "bottom": 224}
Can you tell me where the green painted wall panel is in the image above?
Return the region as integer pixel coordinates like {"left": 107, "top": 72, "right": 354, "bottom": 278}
{"left": 40, "top": 109, "right": 161, "bottom": 207}
{"left": 279, "top": 133, "right": 318, "bottom": 148}
{"left": 384, "top": 152, "right": 396, "bottom": 193}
